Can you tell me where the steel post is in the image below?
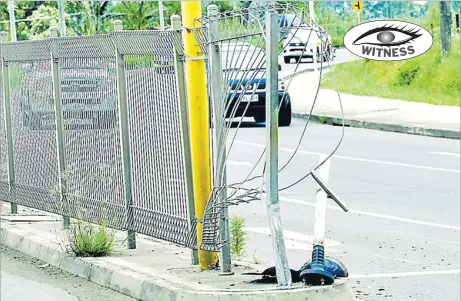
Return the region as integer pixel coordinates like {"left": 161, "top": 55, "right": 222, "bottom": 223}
{"left": 265, "top": 10, "right": 292, "bottom": 287}
{"left": 1, "top": 31, "right": 17, "bottom": 214}
{"left": 50, "top": 27, "right": 70, "bottom": 229}
{"left": 207, "top": 4, "right": 233, "bottom": 275}
{"left": 113, "top": 20, "right": 136, "bottom": 249}
{"left": 171, "top": 15, "right": 199, "bottom": 265}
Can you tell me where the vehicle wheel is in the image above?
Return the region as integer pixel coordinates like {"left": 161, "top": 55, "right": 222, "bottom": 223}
{"left": 316, "top": 48, "right": 322, "bottom": 63}
{"left": 284, "top": 56, "right": 291, "bottom": 64}
{"left": 278, "top": 101, "right": 292, "bottom": 127}
{"left": 253, "top": 111, "right": 265, "bottom": 123}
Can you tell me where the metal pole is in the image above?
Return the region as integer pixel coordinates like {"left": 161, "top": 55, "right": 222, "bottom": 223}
{"left": 159, "top": 1, "right": 165, "bottom": 30}
{"left": 1, "top": 31, "right": 17, "bottom": 214}
{"left": 58, "top": 0, "right": 66, "bottom": 37}
{"left": 265, "top": 10, "right": 292, "bottom": 287}
{"left": 171, "top": 15, "right": 199, "bottom": 265}
{"left": 8, "top": 0, "right": 16, "bottom": 42}
{"left": 309, "top": 0, "right": 315, "bottom": 23}
{"left": 387, "top": 1, "right": 392, "bottom": 19}
{"left": 313, "top": 155, "right": 331, "bottom": 247}
{"left": 50, "top": 27, "right": 70, "bottom": 229}
{"left": 113, "top": 20, "right": 136, "bottom": 249}
{"left": 181, "top": 0, "right": 219, "bottom": 271}
{"left": 440, "top": 1, "right": 452, "bottom": 57}
{"left": 207, "top": 4, "right": 232, "bottom": 275}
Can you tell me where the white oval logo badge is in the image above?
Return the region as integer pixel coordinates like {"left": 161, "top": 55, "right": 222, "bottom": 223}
{"left": 344, "top": 20, "right": 433, "bottom": 61}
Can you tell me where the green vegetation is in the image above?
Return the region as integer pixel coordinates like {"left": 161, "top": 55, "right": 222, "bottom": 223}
{"left": 252, "top": 249, "right": 262, "bottom": 264}
{"left": 230, "top": 215, "right": 247, "bottom": 259}
{"left": 48, "top": 171, "right": 116, "bottom": 258}
{"left": 317, "top": 115, "right": 328, "bottom": 124}
{"left": 321, "top": 4, "right": 460, "bottom": 106}
{"left": 66, "top": 219, "right": 115, "bottom": 257}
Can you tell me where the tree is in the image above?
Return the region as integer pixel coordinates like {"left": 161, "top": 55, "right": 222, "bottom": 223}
{"left": 110, "top": 1, "right": 159, "bottom": 30}
{"left": 28, "top": 5, "right": 59, "bottom": 39}
{"left": 69, "top": 1, "right": 112, "bottom": 36}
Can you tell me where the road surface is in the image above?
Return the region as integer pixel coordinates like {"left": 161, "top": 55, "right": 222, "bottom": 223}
{"left": 224, "top": 119, "right": 460, "bottom": 301}
{"left": 279, "top": 47, "right": 358, "bottom": 77}
{"left": 0, "top": 245, "right": 136, "bottom": 301}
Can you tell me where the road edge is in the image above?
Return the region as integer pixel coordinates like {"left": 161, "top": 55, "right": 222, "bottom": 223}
{"left": 293, "top": 113, "right": 460, "bottom": 140}
{"left": 0, "top": 224, "right": 358, "bottom": 301}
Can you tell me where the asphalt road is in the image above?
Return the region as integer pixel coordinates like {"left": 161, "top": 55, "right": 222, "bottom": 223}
{"left": 224, "top": 119, "right": 460, "bottom": 301}
{"left": 0, "top": 245, "right": 136, "bottom": 301}
{"left": 279, "top": 47, "right": 358, "bottom": 77}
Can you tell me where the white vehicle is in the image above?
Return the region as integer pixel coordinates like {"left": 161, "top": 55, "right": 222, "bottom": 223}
{"left": 282, "top": 25, "right": 335, "bottom": 64}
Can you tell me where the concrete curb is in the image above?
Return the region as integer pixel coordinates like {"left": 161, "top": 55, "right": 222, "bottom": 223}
{"left": 0, "top": 224, "right": 357, "bottom": 301}
{"left": 293, "top": 113, "right": 460, "bottom": 140}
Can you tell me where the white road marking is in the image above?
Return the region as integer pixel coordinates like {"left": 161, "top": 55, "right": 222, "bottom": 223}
{"left": 227, "top": 160, "right": 253, "bottom": 167}
{"left": 233, "top": 140, "right": 460, "bottom": 173}
{"left": 349, "top": 269, "right": 460, "bottom": 279}
{"left": 280, "top": 197, "right": 461, "bottom": 231}
{"left": 244, "top": 226, "right": 342, "bottom": 247}
{"left": 284, "top": 239, "right": 340, "bottom": 252}
{"left": 428, "top": 151, "right": 461, "bottom": 158}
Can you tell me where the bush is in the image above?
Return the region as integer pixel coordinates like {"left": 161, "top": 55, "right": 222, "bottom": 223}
{"left": 397, "top": 66, "right": 420, "bottom": 87}
{"left": 66, "top": 219, "right": 115, "bottom": 257}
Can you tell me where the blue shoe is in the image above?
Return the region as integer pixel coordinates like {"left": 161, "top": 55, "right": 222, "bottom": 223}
{"left": 300, "top": 255, "right": 349, "bottom": 278}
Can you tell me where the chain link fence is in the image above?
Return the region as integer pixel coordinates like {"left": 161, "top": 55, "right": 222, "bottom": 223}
{"left": 0, "top": 29, "right": 196, "bottom": 248}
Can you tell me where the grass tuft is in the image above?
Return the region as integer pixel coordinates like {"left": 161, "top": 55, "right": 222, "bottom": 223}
{"left": 230, "top": 215, "right": 247, "bottom": 259}
{"left": 66, "top": 219, "right": 115, "bottom": 257}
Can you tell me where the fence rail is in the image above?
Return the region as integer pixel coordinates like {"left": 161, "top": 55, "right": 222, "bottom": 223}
{"left": 0, "top": 27, "right": 197, "bottom": 249}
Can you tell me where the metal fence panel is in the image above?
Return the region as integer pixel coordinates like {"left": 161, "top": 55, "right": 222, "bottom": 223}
{"left": 52, "top": 36, "right": 126, "bottom": 229}
{"left": 0, "top": 44, "right": 8, "bottom": 200}
{"left": 1, "top": 31, "right": 195, "bottom": 248}
{"left": 4, "top": 40, "right": 61, "bottom": 213}
{"left": 114, "top": 31, "right": 191, "bottom": 245}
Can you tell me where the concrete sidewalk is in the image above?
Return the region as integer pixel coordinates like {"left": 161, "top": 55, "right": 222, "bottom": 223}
{"left": 0, "top": 202, "right": 357, "bottom": 301}
{"left": 285, "top": 70, "right": 460, "bottom": 139}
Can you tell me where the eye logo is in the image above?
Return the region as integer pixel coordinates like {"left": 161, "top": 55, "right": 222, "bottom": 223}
{"left": 344, "top": 20, "right": 433, "bottom": 61}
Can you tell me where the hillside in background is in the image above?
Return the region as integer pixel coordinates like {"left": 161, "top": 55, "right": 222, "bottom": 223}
{"left": 321, "top": 2, "right": 461, "bottom": 106}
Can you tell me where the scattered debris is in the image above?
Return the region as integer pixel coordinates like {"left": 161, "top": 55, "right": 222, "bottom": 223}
{"left": 38, "top": 263, "right": 50, "bottom": 268}
{"left": 242, "top": 266, "right": 302, "bottom": 283}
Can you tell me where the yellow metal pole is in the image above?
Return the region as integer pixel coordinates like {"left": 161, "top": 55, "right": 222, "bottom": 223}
{"left": 181, "top": 1, "right": 219, "bottom": 271}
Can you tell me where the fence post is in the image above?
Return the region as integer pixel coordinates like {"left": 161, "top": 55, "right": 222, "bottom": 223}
{"left": 206, "top": 4, "right": 233, "bottom": 275}
{"left": 181, "top": 1, "right": 219, "bottom": 270}
{"left": 50, "top": 27, "right": 70, "bottom": 229}
{"left": 265, "top": 10, "right": 292, "bottom": 287}
{"left": 1, "top": 31, "right": 17, "bottom": 214}
{"left": 113, "top": 20, "right": 136, "bottom": 249}
{"left": 171, "top": 15, "right": 199, "bottom": 265}
{"left": 313, "top": 155, "right": 331, "bottom": 246}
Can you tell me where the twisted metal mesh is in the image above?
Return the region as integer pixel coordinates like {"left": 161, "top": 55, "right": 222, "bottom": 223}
{"left": 189, "top": 3, "right": 334, "bottom": 251}
{"left": 120, "top": 31, "right": 191, "bottom": 245}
